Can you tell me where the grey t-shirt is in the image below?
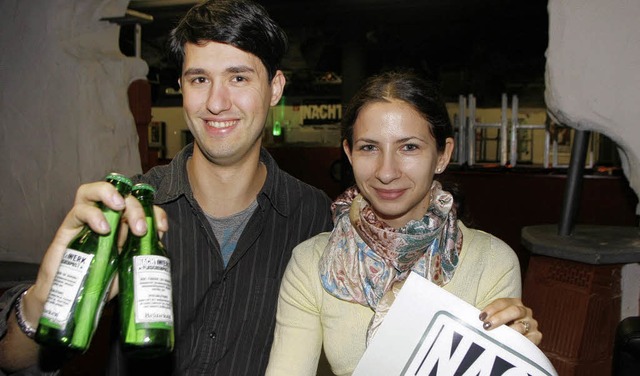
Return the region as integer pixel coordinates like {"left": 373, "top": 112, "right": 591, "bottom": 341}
{"left": 205, "top": 200, "right": 258, "bottom": 267}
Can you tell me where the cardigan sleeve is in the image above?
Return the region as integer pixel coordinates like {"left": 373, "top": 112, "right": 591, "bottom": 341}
{"left": 266, "top": 234, "right": 327, "bottom": 376}
{"left": 442, "top": 224, "right": 522, "bottom": 311}
{"left": 472, "top": 231, "right": 522, "bottom": 310}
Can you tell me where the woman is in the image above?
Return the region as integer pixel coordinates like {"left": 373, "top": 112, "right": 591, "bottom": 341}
{"left": 266, "top": 71, "right": 541, "bottom": 376}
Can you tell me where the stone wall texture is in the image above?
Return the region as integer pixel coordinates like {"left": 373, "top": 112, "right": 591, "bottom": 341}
{"left": 0, "top": 0, "right": 146, "bottom": 263}
{"left": 545, "top": 0, "right": 640, "bottom": 213}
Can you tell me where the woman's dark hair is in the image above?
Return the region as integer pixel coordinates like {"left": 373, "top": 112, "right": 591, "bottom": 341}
{"left": 342, "top": 70, "right": 453, "bottom": 151}
{"left": 168, "top": 0, "right": 288, "bottom": 81}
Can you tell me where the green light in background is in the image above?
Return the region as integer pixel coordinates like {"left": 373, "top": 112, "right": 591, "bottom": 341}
{"left": 272, "top": 120, "right": 282, "bottom": 136}
{"left": 272, "top": 96, "right": 286, "bottom": 137}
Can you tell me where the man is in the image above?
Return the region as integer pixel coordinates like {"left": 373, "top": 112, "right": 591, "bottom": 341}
{"left": 0, "top": 1, "right": 333, "bottom": 374}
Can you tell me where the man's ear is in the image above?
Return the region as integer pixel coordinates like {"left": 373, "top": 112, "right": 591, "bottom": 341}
{"left": 270, "top": 70, "right": 286, "bottom": 106}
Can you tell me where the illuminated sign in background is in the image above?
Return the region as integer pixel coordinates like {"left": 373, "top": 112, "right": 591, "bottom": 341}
{"left": 291, "top": 98, "right": 342, "bottom": 126}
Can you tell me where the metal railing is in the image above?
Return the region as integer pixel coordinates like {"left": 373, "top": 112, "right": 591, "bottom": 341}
{"left": 452, "top": 93, "right": 595, "bottom": 168}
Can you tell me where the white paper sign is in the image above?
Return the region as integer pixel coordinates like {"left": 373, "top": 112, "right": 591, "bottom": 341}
{"left": 353, "top": 272, "right": 558, "bottom": 376}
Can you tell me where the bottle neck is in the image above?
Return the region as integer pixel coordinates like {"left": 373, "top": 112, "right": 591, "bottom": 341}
{"left": 109, "top": 177, "right": 133, "bottom": 197}
{"left": 139, "top": 197, "right": 159, "bottom": 252}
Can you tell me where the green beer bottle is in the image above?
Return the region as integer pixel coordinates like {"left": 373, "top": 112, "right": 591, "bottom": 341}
{"left": 36, "top": 172, "right": 132, "bottom": 352}
{"left": 118, "top": 183, "right": 174, "bottom": 357}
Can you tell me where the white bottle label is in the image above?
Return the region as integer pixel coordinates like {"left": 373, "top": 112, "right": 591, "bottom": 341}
{"left": 133, "top": 255, "right": 173, "bottom": 326}
{"left": 41, "top": 249, "right": 94, "bottom": 328}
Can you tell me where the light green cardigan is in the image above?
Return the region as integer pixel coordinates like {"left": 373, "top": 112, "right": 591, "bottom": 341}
{"left": 266, "top": 222, "right": 521, "bottom": 376}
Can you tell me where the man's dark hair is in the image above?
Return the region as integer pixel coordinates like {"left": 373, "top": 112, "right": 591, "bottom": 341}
{"left": 169, "top": 0, "right": 288, "bottom": 80}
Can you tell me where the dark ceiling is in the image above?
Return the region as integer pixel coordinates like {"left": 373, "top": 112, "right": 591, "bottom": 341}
{"left": 125, "top": 0, "right": 549, "bottom": 106}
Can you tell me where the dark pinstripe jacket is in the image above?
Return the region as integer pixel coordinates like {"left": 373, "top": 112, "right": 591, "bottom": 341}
{"left": 0, "top": 144, "right": 333, "bottom": 376}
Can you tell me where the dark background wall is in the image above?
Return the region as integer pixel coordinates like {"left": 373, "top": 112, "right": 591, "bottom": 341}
{"left": 128, "top": 0, "right": 549, "bottom": 107}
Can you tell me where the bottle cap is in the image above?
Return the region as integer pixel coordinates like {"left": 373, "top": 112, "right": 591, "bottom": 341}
{"left": 105, "top": 172, "right": 133, "bottom": 187}
{"left": 132, "top": 183, "right": 156, "bottom": 194}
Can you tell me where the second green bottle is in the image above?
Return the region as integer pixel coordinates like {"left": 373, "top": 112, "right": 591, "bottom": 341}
{"left": 118, "top": 183, "right": 174, "bottom": 357}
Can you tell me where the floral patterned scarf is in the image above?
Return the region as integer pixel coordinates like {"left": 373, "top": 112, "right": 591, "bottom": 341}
{"left": 319, "top": 181, "right": 462, "bottom": 312}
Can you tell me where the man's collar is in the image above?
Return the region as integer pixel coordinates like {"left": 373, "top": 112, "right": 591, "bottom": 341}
{"left": 153, "top": 144, "right": 290, "bottom": 217}
{"left": 257, "top": 147, "right": 290, "bottom": 217}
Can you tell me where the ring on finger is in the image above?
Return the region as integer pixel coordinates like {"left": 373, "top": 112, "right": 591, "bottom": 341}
{"left": 517, "top": 320, "right": 530, "bottom": 334}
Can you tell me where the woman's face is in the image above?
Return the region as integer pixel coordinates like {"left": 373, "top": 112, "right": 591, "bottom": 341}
{"left": 344, "top": 99, "right": 453, "bottom": 228}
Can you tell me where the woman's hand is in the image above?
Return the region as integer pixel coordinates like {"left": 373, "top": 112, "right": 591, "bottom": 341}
{"left": 479, "top": 298, "right": 542, "bottom": 345}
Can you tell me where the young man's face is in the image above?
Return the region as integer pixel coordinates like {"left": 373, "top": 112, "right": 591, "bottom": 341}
{"left": 179, "top": 41, "right": 285, "bottom": 166}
